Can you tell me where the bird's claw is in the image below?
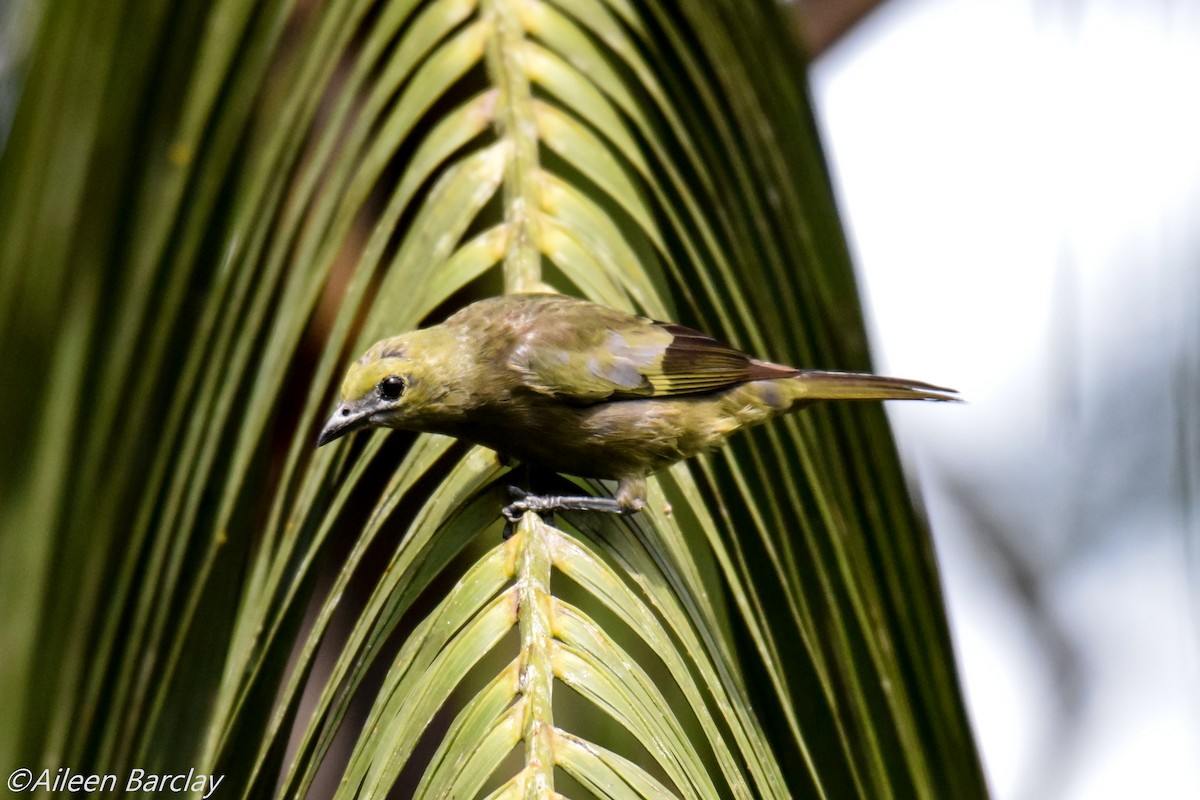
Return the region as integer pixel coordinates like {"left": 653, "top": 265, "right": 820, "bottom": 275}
{"left": 502, "top": 486, "right": 556, "bottom": 528}
{"left": 503, "top": 489, "right": 554, "bottom": 521}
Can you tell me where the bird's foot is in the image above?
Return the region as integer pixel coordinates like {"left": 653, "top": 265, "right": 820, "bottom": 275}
{"left": 502, "top": 485, "right": 635, "bottom": 537}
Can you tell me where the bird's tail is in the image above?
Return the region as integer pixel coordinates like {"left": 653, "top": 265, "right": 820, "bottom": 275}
{"left": 788, "top": 370, "right": 959, "bottom": 403}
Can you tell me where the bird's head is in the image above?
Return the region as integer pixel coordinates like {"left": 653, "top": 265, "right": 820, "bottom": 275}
{"left": 316, "top": 333, "right": 443, "bottom": 447}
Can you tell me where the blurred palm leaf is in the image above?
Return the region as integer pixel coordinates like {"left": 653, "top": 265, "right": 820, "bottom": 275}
{"left": 0, "top": 0, "right": 986, "bottom": 797}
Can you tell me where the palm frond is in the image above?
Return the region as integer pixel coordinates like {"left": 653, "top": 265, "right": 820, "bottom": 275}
{"left": 0, "top": 0, "right": 986, "bottom": 797}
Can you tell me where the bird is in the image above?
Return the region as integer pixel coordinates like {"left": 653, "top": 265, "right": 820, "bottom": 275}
{"left": 317, "top": 293, "right": 956, "bottom": 521}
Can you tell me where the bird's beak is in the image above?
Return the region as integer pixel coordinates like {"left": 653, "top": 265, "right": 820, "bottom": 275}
{"left": 317, "top": 403, "right": 372, "bottom": 447}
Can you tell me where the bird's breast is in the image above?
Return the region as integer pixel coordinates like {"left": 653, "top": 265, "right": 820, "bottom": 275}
{"left": 430, "top": 381, "right": 797, "bottom": 481}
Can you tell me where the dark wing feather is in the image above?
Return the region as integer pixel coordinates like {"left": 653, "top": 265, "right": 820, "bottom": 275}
{"left": 654, "top": 323, "right": 797, "bottom": 394}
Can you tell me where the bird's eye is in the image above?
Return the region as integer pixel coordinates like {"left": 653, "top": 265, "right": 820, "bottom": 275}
{"left": 378, "top": 376, "right": 405, "bottom": 400}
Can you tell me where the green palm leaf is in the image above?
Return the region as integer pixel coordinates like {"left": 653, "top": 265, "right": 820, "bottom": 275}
{"left": 0, "top": 0, "right": 986, "bottom": 797}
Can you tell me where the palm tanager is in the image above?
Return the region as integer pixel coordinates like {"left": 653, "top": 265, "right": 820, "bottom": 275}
{"left": 318, "top": 293, "right": 955, "bottom": 520}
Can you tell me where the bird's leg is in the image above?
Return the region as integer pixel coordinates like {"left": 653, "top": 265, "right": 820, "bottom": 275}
{"left": 501, "top": 471, "right": 646, "bottom": 536}
{"left": 503, "top": 486, "right": 628, "bottom": 522}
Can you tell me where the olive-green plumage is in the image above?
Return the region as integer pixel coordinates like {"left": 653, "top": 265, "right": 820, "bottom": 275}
{"left": 318, "top": 293, "right": 955, "bottom": 511}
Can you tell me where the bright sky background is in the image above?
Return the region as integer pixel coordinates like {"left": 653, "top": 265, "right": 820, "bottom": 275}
{"left": 810, "top": 0, "right": 1200, "bottom": 797}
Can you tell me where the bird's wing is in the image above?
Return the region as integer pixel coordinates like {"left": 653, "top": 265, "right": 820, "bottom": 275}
{"left": 510, "top": 311, "right": 796, "bottom": 402}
